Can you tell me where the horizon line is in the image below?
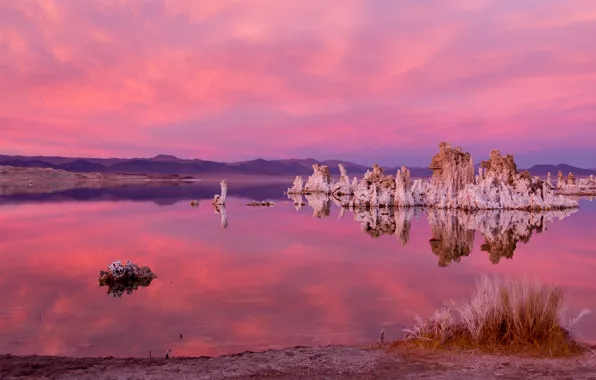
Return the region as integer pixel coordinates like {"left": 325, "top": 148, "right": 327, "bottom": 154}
{"left": 0, "top": 152, "right": 594, "bottom": 171}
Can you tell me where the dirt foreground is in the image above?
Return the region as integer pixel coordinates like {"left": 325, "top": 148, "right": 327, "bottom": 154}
{"left": 2, "top": 345, "right": 596, "bottom": 380}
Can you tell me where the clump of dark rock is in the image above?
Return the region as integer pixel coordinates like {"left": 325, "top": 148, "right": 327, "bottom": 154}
{"left": 99, "top": 260, "right": 157, "bottom": 298}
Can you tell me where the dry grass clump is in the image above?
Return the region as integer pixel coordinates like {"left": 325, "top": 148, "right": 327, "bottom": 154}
{"left": 399, "top": 275, "right": 590, "bottom": 356}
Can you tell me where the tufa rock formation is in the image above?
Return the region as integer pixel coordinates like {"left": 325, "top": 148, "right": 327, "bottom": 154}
{"left": 303, "top": 164, "right": 332, "bottom": 194}
{"left": 430, "top": 142, "right": 475, "bottom": 193}
{"left": 99, "top": 260, "right": 157, "bottom": 298}
{"left": 331, "top": 164, "right": 354, "bottom": 196}
{"left": 479, "top": 149, "right": 517, "bottom": 185}
{"left": 287, "top": 176, "right": 304, "bottom": 194}
{"left": 287, "top": 143, "right": 579, "bottom": 210}
{"left": 567, "top": 172, "right": 576, "bottom": 185}
{"left": 556, "top": 172, "right": 596, "bottom": 195}
{"left": 557, "top": 171, "right": 565, "bottom": 189}
{"left": 454, "top": 148, "right": 576, "bottom": 210}
{"left": 212, "top": 179, "right": 228, "bottom": 205}
{"left": 350, "top": 164, "right": 396, "bottom": 208}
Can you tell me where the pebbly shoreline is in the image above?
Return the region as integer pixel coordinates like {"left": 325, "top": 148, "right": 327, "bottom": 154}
{"left": 2, "top": 344, "right": 596, "bottom": 380}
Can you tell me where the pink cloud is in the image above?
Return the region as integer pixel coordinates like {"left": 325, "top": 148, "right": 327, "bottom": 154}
{"left": 0, "top": 0, "right": 595, "bottom": 165}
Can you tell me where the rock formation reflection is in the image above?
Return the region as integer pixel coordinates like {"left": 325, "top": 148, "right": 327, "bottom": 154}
{"left": 395, "top": 208, "right": 417, "bottom": 246}
{"left": 288, "top": 193, "right": 305, "bottom": 211}
{"left": 214, "top": 205, "right": 228, "bottom": 229}
{"left": 353, "top": 207, "right": 395, "bottom": 238}
{"left": 298, "top": 194, "right": 578, "bottom": 265}
{"left": 350, "top": 207, "right": 423, "bottom": 243}
{"left": 465, "top": 210, "right": 576, "bottom": 265}
{"left": 427, "top": 210, "right": 474, "bottom": 267}
{"left": 304, "top": 193, "right": 331, "bottom": 218}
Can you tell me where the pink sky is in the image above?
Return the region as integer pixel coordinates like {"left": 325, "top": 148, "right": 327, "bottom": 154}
{"left": 1, "top": 0, "right": 595, "bottom": 167}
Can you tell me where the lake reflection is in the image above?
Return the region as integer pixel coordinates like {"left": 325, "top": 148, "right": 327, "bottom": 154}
{"left": 295, "top": 192, "right": 580, "bottom": 266}
{"left": 0, "top": 181, "right": 595, "bottom": 358}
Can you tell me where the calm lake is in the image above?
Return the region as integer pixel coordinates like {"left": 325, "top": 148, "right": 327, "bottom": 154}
{"left": 1, "top": 179, "right": 595, "bottom": 358}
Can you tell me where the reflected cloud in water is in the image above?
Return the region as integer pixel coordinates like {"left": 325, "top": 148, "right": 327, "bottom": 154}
{"left": 0, "top": 186, "right": 593, "bottom": 358}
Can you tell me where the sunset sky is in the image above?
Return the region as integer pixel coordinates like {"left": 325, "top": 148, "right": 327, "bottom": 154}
{"left": 1, "top": 0, "right": 595, "bottom": 167}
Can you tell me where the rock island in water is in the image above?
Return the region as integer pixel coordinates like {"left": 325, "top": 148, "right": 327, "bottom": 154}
{"left": 288, "top": 142, "right": 579, "bottom": 210}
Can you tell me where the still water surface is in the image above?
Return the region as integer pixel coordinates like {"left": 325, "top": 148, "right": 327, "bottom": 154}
{"left": 0, "top": 180, "right": 595, "bottom": 357}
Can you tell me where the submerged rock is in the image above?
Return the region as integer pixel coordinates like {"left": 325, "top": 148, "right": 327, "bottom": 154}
{"left": 245, "top": 200, "right": 275, "bottom": 207}
{"left": 99, "top": 260, "right": 157, "bottom": 298}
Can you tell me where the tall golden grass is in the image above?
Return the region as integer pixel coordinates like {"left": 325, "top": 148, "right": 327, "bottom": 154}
{"left": 400, "top": 275, "right": 590, "bottom": 355}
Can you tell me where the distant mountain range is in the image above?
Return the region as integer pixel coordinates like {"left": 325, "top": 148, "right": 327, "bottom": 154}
{"left": 0, "top": 153, "right": 433, "bottom": 177}
{"left": 0, "top": 153, "right": 594, "bottom": 177}
{"left": 522, "top": 164, "right": 596, "bottom": 177}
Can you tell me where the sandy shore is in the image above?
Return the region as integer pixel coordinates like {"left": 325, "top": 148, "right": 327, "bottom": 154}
{"left": 3, "top": 345, "right": 596, "bottom": 379}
